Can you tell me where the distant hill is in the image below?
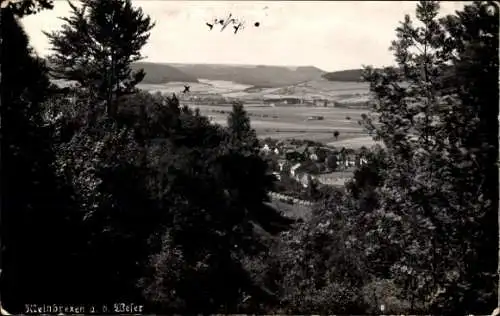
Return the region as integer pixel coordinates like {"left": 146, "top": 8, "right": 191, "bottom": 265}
{"left": 323, "top": 65, "right": 455, "bottom": 83}
{"left": 132, "top": 62, "right": 199, "bottom": 84}
{"left": 46, "top": 60, "right": 326, "bottom": 87}
{"left": 322, "top": 69, "right": 364, "bottom": 82}
{"left": 45, "top": 60, "right": 199, "bottom": 85}
{"left": 168, "top": 63, "right": 326, "bottom": 88}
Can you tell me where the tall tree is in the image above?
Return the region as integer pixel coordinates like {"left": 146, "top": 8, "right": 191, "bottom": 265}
{"left": 45, "top": 0, "right": 155, "bottom": 117}
{"left": 1, "top": 3, "right": 80, "bottom": 313}
{"left": 227, "top": 102, "right": 259, "bottom": 152}
{"left": 136, "top": 103, "right": 291, "bottom": 313}
{"left": 361, "top": 1, "right": 498, "bottom": 313}
{"left": 439, "top": 2, "right": 499, "bottom": 310}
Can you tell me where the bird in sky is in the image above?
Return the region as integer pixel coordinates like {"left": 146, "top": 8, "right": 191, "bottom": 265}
{"left": 233, "top": 22, "right": 244, "bottom": 34}
{"left": 206, "top": 11, "right": 263, "bottom": 33}
{"left": 220, "top": 13, "right": 237, "bottom": 32}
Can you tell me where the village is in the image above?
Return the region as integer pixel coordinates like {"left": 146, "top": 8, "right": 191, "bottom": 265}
{"left": 258, "top": 137, "right": 370, "bottom": 201}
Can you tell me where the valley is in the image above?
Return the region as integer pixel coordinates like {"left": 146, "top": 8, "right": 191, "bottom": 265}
{"left": 137, "top": 72, "right": 375, "bottom": 148}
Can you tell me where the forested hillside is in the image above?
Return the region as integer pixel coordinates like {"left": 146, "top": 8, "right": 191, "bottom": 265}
{"left": 323, "top": 66, "right": 456, "bottom": 82}
{"left": 322, "top": 68, "right": 364, "bottom": 82}
{"left": 170, "top": 63, "right": 326, "bottom": 87}
{"left": 132, "top": 62, "right": 199, "bottom": 84}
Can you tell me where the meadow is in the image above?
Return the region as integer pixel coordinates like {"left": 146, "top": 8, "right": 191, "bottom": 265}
{"left": 192, "top": 104, "right": 377, "bottom": 146}
{"left": 138, "top": 79, "right": 378, "bottom": 146}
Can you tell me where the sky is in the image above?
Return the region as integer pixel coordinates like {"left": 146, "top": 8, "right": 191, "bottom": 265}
{"left": 21, "top": 1, "right": 468, "bottom": 72}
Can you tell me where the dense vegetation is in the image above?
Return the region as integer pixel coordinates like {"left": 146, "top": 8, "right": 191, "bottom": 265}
{"left": 322, "top": 67, "right": 454, "bottom": 83}
{"left": 1, "top": 0, "right": 498, "bottom": 315}
{"left": 322, "top": 68, "right": 365, "bottom": 82}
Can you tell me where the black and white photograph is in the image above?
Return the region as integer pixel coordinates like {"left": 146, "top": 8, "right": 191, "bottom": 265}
{"left": 1, "top": 0, "right": 499, "bottom": 314}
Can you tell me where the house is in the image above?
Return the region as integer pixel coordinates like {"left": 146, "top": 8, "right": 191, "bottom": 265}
{"left": 263, "top": 95, "right": 302, "bottom": 105}
{"left": 344, "top": 159, "right": 356, "bottom": 168}
{"left": 277, "top": 159, "right": 287, "bottom": 172}
{"left": 299, "top": 146, "right": 319, "bottom": 161}
{"left": 296, "top": 172, "right": 312, "bottom": 188}
{"left": 306, "top": 115, "right": 324, "bottom": 121}
{"left": 291, "top": 163, "right": 318, "bottom": 188}
{"left": 313, "top": 99, "right": 332, "bottom": 107}
{"left": 297, "top": 145, "right": 308, "bottom": 154}
{"left": 290, "top": 163, "right": 302, "bottom": 177}
{"left": 261, "top": 144, "right": 272, "bottom": 154}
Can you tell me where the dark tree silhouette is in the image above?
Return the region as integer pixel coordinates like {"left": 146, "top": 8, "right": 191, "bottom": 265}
{"left": 1, "top": 4, "right": 80, "bottom": 313}
{"left": 360, "top": 1, "right": 498, "bottom": 313}
{"left": 45, "top": 0, "right": 155, "bottom": 117}
{"left": 227, "top": 102, "right": 259, "bottom": 151}
{"left": 0, "top": 0, "right": 53, "bottom": 16}
{"left": 333, "top": 130, "right": 339, "bottom": 140}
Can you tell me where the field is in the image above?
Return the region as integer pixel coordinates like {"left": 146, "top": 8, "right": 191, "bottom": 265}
{"left": 137, "top": 79, "right": 253, "bottom": 95}
{"left": 138, "top": 79, "right": 371, "bottom": 102}
{"left": 192, "top": 104, "right": 376, "bottom": 145}
{"left": 326, "top": 136, "right": 383, "bottom": 149}
{"left": 139, "top": 79, "right": 379, "bottom": 146}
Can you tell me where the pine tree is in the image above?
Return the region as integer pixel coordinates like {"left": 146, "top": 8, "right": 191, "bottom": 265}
{"left": 227, "top": 102, "right": 259, "bottom": 152}
{"left": 44, "top": 0, "right": 155, "bottom": 117}
{"left": 361, "top": 1, "right": 497, "bottom": 313}
{"left": 439, "top": 1, "right": 499, "bottom": 310}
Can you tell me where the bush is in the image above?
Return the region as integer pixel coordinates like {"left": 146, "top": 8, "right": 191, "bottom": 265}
{"left": 361, "top": 279, "right": 411, "bottom": 314}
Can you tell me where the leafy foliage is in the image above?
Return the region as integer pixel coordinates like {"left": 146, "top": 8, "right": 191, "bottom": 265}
{"left": 1, "top": 6, "right": 80, "bottom": 312}
{"left": 360, "top": 1, "right": 498, "bottom": 313}
{"left": 1, "top": 0, "right": 53, "bottom": 17}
